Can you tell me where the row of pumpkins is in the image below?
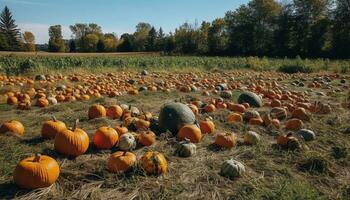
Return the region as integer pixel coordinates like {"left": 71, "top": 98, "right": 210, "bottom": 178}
{"left": 0, "top": 102, "right": 241, "bottom": 190}
{"left": 1, "top": 92, "right": 318, "bottom": 190}
{"left": 2, "top": 70, "right": 324, "bottom": 110}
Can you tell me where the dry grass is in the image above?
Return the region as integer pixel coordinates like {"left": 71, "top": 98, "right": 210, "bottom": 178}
{"left": 0, "top": 71, "right": 350, "bottom": 200}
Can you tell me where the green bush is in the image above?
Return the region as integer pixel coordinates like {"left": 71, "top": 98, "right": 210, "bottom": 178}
{"left": 19, "top": 59, "right": 39, "bottom": 74}
{"left": 278, "top": 64, "right": 314, "bottom": 74}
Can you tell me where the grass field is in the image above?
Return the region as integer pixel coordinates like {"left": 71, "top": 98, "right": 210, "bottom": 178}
{"left": 0, "top": 56, "right": 349, "bottom": 199}
{"left": 0, "top": 53, "right": 349, "bottom": 75}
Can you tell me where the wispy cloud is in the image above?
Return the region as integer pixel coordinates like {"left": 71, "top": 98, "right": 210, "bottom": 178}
{"left": 0, "top": 0, "right": 47, "bottom": 6}
{"left": 18, "top": 23, "right": 71, "bottom": 44}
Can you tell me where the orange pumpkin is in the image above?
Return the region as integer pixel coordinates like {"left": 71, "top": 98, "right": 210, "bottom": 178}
{"left": 106, "top": 105, "right": 123, "bottom": 119}
{"left": 227, "top": 113, "right": 243, "bottom": 123}
{"left": 285, "top": 119, "right": 303, "bottom": 131}
{"left": 214, "top": 132, "right": 237, "bottom": 148}
{"left": 7, "top": 96, "right": 18, "bottom": 105}
{"left": 249, "top": 117, "right": 264, "bottom": 126}
{"left": 177, "top": 124, "right": 202, "bottom": 143}
{"left": 0, "top": 120, "right": 24, "bottom": 136}
{"left": 88, "top": 104, "right": 106, "bottom": 119}
{"left": 135, "top": 119, "right": 151, "bottom": 130}
{"left": 292, "top": 107, "right": 310, "bottom": 121}
{"left": 36, "top": 97, "right": 49, "bottom": 107}
{"left": 41, "top": 116, "right": 66, "bottom": 139}
{"left": 199, "top": 119, "right": 215, "bottom": 134}
{"left": 93, "top": 126, "right": 119, "bottom": 149}
{"left": 114, "top": 125, "right": 128, "bottom": 136}
{"left": 13, "top": 154, "right": 60, "bottom": 189}
{"left": 228, "top": 104, "right": 246, "bottom": 113}
{"left": 54, "top": 120, "right": 89, "bottom": 157}
{"left": 204, "top": 104, "right": 216, "bottom": 113}
{"left": 138, "top": 130, "right": 156, "bottom": 146}
{"left": 270, "top": 99, "right": 282, "bottom": 108}
{"left": 107, "top": 151, "right": 136, "bottom": 174}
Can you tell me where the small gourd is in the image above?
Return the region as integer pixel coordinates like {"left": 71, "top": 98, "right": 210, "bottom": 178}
{"left": 243, "top": 131, "right": 261, "bottom": 145}
{"left": 175, "top": 139, "right": 196, "bottom": 157}
{"left": 220, "top": 159, "right": 246, "bottom": 178}
{"left": 118, "top": 133, "right": 136, "bottom": 151}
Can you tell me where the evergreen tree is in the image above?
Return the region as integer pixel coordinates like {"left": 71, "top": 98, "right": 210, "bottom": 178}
{"left": 0, "top": 32, "right": 9, "bottom": 50}
{"left": 146, "top": 26, "right": 157, "bottom": 51}
{"left": 0, "top": 6, "right": 20, "bottom": 50}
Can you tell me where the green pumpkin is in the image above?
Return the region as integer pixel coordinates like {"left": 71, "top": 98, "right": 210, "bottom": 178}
{"left": 238, "top": 91, "right": 262, "bottom": 107}
{"left": 158, "top": 102, "right": 196, "bottom": 135}
{"left": 220, "top": 159, "right": 246, "bottom": 178}
{"left": 175, "top": 139, "right": 196, "bottom": 157}
{"left": 297, "top": 129, "right": 315, "bottom": 141}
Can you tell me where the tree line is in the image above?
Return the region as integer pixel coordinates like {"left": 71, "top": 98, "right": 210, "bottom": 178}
{"left": 1, "top": 0, "right": 350, "bottom": 58}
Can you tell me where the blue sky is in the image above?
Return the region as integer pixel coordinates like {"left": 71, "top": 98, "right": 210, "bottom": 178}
{"left": 0, "top": 0, "right": 248, "bottom": 44}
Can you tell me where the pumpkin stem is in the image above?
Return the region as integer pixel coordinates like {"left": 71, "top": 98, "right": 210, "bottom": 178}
{"left": 51, "top": 116, "right": 57, "bottom": 122}
{"left": 73, "top": 119, "right": 79, "bottom": 131}
{"left": 123, "top": 151, "right": 127, "bottom": 156}
{"left": 33, "top": 154, "right": 41, "bottom": 162}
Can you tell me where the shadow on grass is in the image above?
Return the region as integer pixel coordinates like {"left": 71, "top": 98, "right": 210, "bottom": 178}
{"left": 206, "top": 143, "right": 227, "bottom": 152}
{"left": 0, "top": 182, "right": 30, "bottom": 199}
{"left": 20, "top": 136, "right": 46, "bottom": 146}
{"left": 41, "top": 148, "right": 76, "bottom": 160}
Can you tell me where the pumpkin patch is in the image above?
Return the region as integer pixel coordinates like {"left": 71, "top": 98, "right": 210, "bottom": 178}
{"left": 0, "top": 69, "right": 348, "bottom": 199}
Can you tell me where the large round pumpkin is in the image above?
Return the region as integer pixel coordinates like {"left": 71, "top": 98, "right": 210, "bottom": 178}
{"left": 0, "top": 120, "right": 24, "bottom": 136}
{"left": 13, "top": 154, "right": 60, "bottom": 189}
{"left": 93, "top": 126, "right": 119, "bottom": 149}
{"left": 54, "top": 120, "right": 89, "bottom": 157}
{"left": 158, "top": 102, "right": 196, "bottom": 135}
{"left": 41, "top": 117, "right": 66, "bottom": 139}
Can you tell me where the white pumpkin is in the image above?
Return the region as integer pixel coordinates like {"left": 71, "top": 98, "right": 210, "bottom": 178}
{"left": 175, "top": 139, "right": 196, "bottom": 157}
{"left": 120, "top": 104, "right": 129, "bottom": 111}
{"left": 220, "top": 159, "right": 245, "bottom": 178}
{"left": 47, "top": 97, "right": 58, "bottom": 105}
{"left": 244, "top": 131, "right": 261, "bottom": 145}
{"left": 118, "top": 133, "right": 136, "bottom": 151}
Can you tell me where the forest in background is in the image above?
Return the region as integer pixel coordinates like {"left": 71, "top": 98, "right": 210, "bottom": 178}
{"left": 0, "top": 0, "right": 350, "bottom": 59}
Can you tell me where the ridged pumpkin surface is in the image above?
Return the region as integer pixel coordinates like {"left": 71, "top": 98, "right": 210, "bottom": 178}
{"left": 13, "top": 155, "right": 60, "bottom": 189}
{"left": 141, "top": 151, "right": 167, "bottom": 175}
{"left": 54, "top": 128, "right": 89, "bottom": 157}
